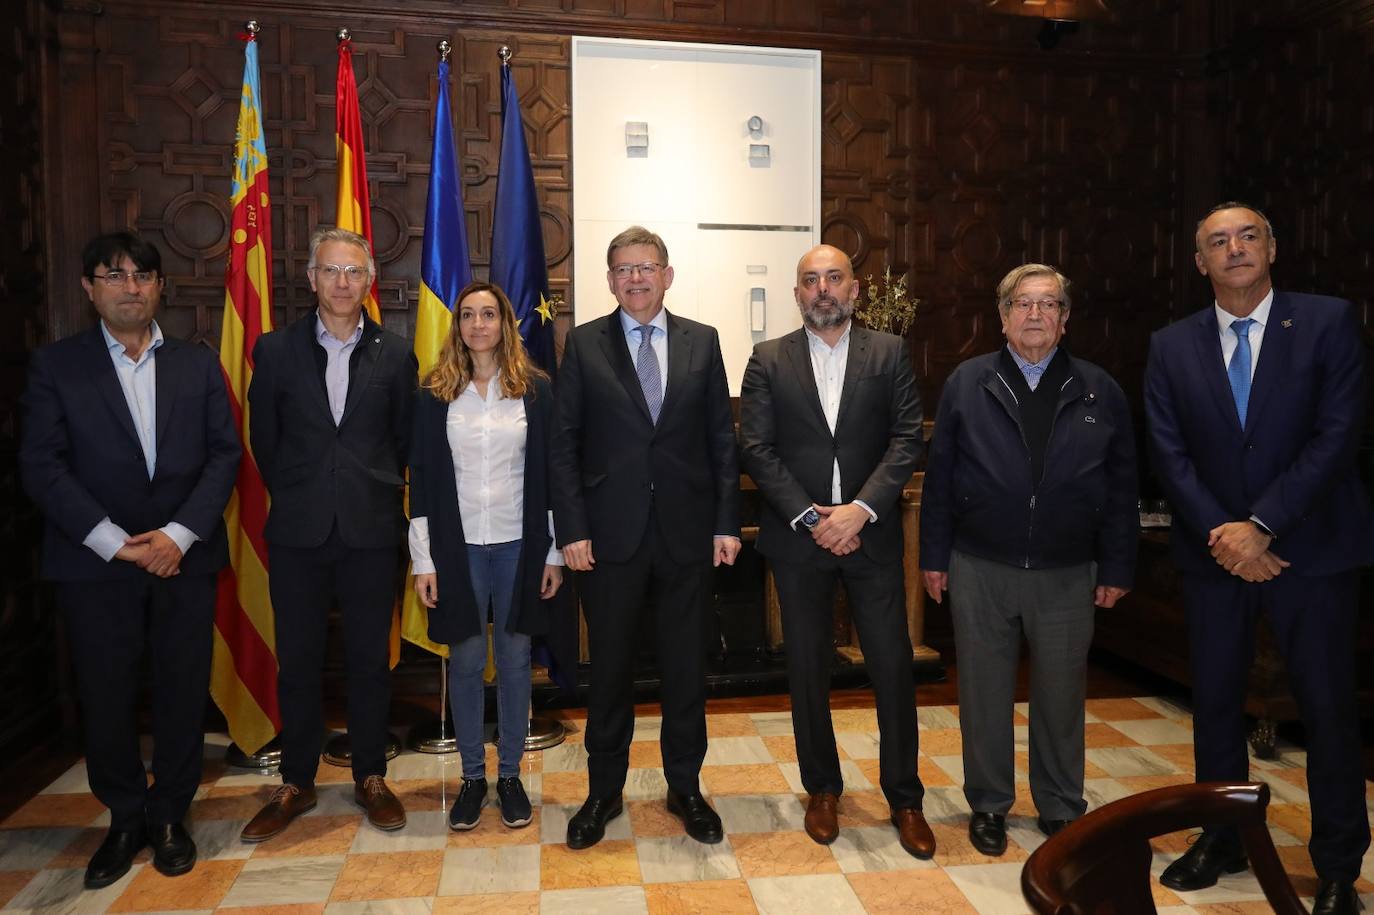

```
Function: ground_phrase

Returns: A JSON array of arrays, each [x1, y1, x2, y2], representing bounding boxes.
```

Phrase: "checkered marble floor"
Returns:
[[2, 696, 1372, 914]]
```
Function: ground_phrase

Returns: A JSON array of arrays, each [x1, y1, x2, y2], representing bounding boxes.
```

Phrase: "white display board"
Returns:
[[571, 37, 822, 393]]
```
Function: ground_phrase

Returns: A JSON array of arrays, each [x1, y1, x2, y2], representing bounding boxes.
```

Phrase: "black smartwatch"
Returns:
[[799, 507, 821, 531]]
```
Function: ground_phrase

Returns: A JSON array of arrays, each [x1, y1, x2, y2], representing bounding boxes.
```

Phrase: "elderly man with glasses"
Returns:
[[919, 263, 1138, 857], [241, 226, 417, 843], [20, 232, 240, 887]]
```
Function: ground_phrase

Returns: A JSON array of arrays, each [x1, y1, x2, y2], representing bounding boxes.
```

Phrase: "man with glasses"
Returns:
[[241, 226, 417, 842], [919, 263, 1137, 857], [551, 225, 740, 849], [20, 231, 240, 887], [740, 243, 932, 858]]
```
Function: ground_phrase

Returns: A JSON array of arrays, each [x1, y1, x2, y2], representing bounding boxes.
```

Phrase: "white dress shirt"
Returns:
[[408, 376, 563, 575], [620, 307, 668, 401], [789, 323, 877, 528], [1214, 288, 1273, 382], [82, 320, 200, 562]]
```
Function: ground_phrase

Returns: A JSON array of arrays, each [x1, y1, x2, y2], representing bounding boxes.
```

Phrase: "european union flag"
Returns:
[[490, 58, 555, 372]]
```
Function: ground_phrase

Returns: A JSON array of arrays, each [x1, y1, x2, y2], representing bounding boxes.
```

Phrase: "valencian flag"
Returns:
[[212, 27, 281, 754], [401, 52, 472, 657], [336, 32, 402, 666], [334, 33, 382, 323], [490, 52, 575, 690]]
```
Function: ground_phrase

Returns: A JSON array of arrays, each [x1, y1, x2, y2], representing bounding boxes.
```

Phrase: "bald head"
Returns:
[[794, 244, 858, 332]]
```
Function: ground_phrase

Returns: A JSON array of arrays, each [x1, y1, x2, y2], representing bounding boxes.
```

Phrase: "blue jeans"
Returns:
[[449, 541, 530, 779]]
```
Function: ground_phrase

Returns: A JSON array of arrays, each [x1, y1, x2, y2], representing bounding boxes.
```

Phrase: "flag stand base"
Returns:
[[226, 738, 282, 771], [406, 719, 458, 754], [323, 732, 402, 767], [494, 717, 565, 752]]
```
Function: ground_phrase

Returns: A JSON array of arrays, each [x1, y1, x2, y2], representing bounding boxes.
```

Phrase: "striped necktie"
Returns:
[[635, 324, 662, 424]]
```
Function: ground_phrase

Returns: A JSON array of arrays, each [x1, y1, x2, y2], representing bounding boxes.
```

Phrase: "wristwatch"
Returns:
[[799, 507, 821, 531]]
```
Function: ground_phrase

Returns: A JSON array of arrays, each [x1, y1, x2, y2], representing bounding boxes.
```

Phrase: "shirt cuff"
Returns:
[[544, 511, 565, 565], [83, 517, 131, 563], [853, 499, 877, 523], [160, 522, 200, 556], [408, 516, 435, 574], [1248, 514, 1276, 539]]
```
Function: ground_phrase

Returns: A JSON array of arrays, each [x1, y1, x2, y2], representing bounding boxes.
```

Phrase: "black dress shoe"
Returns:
[[1037, 817, 1073, 837], [85, 826, 146, 889], [566, 795, 623, 850], [968, 812, 1007, 856], [148, 822, 197, 877], [1312, 879, 1362, 915], [665, 789, 723, 844], [1159, 832, 1247, 891]]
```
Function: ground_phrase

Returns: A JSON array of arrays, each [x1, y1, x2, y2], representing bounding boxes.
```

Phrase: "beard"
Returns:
[[800, 294, 854, 330]]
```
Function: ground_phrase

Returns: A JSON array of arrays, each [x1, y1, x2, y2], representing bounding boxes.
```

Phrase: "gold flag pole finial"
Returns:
[[498, 45, 512, 65], [437, 40, 451, 63], [337, 27, 351, 42], [245, 20, 260, 36]]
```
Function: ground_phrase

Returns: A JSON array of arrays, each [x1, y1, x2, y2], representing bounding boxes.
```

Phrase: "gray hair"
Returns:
[[307, 226, 376, 277], [1194, 201, 1275, 252], [606, 225, 669, 268], [996, 263, 1071, 314]]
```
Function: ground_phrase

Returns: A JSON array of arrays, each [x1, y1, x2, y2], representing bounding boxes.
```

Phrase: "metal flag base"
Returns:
[[494, 721, 564, 752], [322, 731, 402, 767], [226, 737, 282, 771], [406, 718, 458, 754]]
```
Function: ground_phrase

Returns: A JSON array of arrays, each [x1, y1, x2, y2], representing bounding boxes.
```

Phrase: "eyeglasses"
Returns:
[[90, 270, 157, 286], [610, 262, 664, 280], [1008, 298, 1063, 313], [310, 263, 370, 284]]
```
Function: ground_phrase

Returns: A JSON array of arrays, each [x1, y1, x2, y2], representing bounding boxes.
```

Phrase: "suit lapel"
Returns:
[[290, 315, 333, 420], [834, 325, 870, 432], [1242, 291, 1291, 436], [598, 310, 654, 426], [153, 337, 180, 462], [339, 321, 382, 427], [659, 310, 691, 424], [86, 327, 144, 453], [783, 329, 830, 436], [1191, 310, 1241, 434]]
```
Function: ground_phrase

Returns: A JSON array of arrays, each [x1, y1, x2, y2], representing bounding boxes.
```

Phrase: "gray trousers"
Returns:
[[949, 549, 1096, 820]]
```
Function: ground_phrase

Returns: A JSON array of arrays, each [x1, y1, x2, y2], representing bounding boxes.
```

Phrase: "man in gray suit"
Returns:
[[739, 243, 932, 859]]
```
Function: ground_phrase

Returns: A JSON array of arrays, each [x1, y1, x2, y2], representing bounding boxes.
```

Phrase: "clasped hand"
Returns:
[[116, 529, 183, 578], [1208, 520, 1289, 581], [812, 503, 866, 557]]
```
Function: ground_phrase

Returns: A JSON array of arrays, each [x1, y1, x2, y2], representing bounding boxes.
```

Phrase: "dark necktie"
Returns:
[[636, 324, 662, 423], [1227, 318, 1255, 426]]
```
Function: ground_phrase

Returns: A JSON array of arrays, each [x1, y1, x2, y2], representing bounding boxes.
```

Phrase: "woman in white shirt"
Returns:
[[408, 282, 563, 831]]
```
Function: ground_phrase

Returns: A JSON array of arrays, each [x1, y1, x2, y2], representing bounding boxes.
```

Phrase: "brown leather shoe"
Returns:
[[240, 783, 317, 843], [804, 792, 840, 845], [891, 807, 936, 859], [355, 775, 406, 831]]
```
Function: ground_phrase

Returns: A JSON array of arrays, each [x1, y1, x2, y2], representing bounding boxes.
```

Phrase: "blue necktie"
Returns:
[[1227, 318, 1255, 427], [635, 324, 662, 424]]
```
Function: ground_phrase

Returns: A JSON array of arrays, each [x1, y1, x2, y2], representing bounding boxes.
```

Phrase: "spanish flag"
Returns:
[[401, 54, 472, 657], [334, 34, 381, 323], [336, 33, 402, 667], [212, 29, 281, 755]]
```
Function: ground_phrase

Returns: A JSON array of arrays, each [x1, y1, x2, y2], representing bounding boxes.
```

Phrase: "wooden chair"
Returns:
[[1020, 781, 1305, 914]]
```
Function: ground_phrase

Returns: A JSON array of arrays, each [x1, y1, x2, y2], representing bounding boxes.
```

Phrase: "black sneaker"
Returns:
[[449, 777, 487, 831], [496, 776, 532, 828]]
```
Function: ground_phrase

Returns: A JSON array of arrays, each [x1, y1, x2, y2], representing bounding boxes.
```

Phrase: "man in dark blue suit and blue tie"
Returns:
[[1145, 203, 1371, 914]]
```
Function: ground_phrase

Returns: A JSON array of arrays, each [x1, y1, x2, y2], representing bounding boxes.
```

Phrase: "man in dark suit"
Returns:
[[241, 227, 417, 842], [739, 243, 934, 859], [1146, 202, 1371, 914], [551, 225, 740, 849], [20, 231, 240, 888]]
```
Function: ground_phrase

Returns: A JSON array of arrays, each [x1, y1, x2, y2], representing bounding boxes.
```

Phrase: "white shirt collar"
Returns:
[[803, 321, 852, 353], [100, 319, 164, 360], [620, 306, 668, 338], [1214, 287, 1274, 336]]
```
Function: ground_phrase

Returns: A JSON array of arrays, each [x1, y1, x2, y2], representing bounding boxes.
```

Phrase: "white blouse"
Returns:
[[408, 377, 563, 575]]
